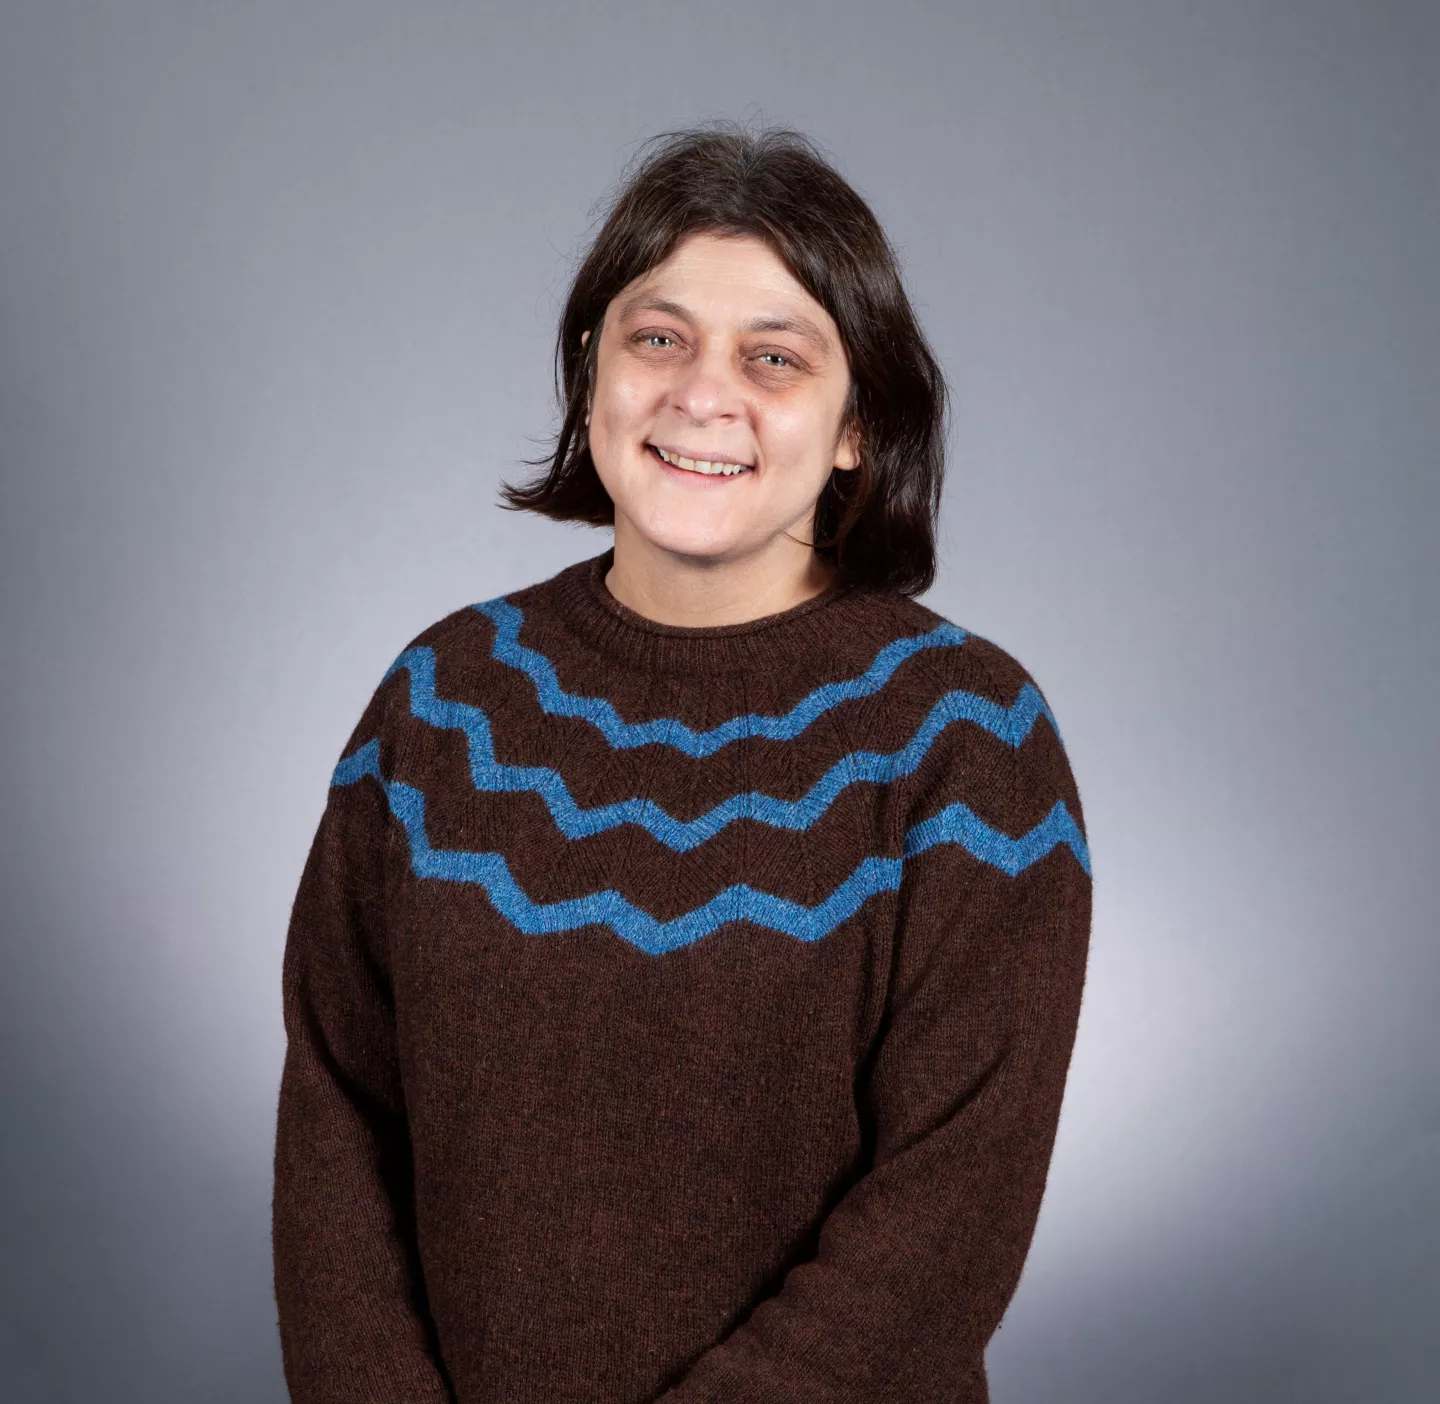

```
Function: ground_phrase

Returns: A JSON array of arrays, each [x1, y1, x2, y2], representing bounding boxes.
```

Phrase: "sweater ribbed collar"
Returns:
[[542, 544, 873, 678]]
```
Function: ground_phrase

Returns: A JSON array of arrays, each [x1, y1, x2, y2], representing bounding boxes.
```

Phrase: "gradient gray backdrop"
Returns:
[[2, 3, 1436, 1400]]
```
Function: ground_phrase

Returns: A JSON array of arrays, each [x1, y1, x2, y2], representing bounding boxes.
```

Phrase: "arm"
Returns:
[[271, 688, 455, 1403], [655, 669, 1093, 1403]]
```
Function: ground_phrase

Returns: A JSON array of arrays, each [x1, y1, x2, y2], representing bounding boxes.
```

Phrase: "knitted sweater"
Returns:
[[271, 544, 1092, 1404]]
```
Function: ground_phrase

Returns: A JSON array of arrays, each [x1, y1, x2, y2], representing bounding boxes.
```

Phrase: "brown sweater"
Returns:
[[271, 544, 1092, 1403]]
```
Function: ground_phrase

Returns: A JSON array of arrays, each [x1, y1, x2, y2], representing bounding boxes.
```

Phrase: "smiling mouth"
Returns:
[[648, 443, 754, 477]]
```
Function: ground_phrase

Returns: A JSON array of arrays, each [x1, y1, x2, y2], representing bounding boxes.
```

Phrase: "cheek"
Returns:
[[756, 400, 840, 467], [593, 362, 662, 433]]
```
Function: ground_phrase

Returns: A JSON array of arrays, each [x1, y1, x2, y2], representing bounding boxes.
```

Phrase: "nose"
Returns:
[[671, 338, 744, 424]]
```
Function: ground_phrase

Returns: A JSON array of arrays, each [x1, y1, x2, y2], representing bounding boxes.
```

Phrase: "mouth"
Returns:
[[647, 443, 754, 479]]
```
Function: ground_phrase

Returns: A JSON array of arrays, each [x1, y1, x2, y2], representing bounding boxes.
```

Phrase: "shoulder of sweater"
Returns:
[[339, 602, 491, 751], [881, 591, 1053, 716], [396, 598, 493, 656], [879, 594, 1083, 821]]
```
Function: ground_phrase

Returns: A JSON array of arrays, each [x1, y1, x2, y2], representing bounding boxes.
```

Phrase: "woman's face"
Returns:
[[584, 231, 859, 567]]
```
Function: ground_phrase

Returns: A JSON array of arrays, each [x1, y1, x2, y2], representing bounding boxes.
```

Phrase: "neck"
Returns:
[[603, 527, 838, 630]]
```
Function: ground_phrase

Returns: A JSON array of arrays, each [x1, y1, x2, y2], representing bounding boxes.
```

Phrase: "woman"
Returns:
[[272, 122, 1092, 1404]]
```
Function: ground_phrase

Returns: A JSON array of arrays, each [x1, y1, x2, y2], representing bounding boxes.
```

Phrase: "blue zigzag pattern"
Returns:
[[372, 645, 1057, 851], [331, 745, 1091, 956], [471, 598, 976, 754]]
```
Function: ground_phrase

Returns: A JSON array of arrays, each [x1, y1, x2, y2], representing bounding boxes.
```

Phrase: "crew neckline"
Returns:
[[586, 544, 850, 637], [542, 544, 869, 676]]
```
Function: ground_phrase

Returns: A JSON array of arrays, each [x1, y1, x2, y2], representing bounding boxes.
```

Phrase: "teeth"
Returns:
[[655, 446, 750, 476]]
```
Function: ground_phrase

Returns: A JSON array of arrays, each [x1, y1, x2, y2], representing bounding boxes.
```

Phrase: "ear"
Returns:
[[834, 419, 861, 472], [580, 329, 593, 423]]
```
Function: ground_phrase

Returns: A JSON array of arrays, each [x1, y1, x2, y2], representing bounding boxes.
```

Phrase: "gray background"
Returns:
[[1, 2, 1436, 1400]]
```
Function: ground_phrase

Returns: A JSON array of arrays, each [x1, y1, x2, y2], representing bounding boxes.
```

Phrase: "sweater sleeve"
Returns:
[[654, 662, 1093, 1403], [271, 684, 455, 1403]]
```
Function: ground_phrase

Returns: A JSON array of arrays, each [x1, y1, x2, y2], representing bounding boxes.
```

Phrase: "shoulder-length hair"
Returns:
[[498, 120, 948, 597]]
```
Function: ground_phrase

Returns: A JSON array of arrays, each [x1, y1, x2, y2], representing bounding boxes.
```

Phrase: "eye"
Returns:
[[642, 334, 676, 348], [757, 351, 791, 368]]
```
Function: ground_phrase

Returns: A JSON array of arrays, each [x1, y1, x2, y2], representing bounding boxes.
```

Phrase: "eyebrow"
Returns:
[[615, 295, 835, 351]]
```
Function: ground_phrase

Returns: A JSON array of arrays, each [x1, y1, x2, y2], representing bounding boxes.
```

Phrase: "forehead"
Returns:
[[612, 232, 839, 343]]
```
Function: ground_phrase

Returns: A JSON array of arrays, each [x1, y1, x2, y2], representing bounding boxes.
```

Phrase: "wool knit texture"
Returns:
[[271, 544, 1092, 1404]]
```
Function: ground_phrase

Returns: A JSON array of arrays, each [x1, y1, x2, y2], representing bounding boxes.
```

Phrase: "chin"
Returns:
[[623, 511, 754, 563]]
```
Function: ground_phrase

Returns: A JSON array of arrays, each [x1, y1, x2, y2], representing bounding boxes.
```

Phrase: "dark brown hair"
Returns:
[[497, 120, 948, 596]]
